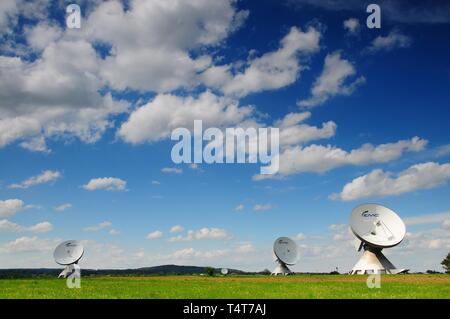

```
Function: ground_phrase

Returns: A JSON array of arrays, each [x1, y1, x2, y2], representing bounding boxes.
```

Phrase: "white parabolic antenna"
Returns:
[[53, 240, 84, 278], [349, 204, 408, 275], [221, 268, 229, 275], [271, 237, 299, 276]]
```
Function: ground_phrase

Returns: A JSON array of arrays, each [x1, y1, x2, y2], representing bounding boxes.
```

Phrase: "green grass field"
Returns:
[[0, 275, 449, 299]]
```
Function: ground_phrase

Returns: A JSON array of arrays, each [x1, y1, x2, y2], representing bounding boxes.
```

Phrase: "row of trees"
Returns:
[[441, 252, 450, 273], [204, 253, 450, 275]]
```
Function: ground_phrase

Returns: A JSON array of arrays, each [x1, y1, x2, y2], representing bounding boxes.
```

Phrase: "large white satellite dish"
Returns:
[[349, 204, 408, 275], [271, 237, 299, 276], [53, 240, 84, 278], [221, 268, 229, 275]]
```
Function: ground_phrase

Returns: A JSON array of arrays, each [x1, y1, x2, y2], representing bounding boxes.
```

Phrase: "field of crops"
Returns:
[[1, 274, 449, 299]]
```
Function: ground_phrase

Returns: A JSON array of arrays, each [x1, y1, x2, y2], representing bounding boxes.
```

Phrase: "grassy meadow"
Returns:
[[0, 274, 449, 299]]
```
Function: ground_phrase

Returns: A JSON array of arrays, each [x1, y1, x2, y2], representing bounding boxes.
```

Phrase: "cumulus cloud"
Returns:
[[404, 212, 450, 226], [0, 236, 58, 253], [276, 112, 337, 146], [332, 162, 450, 201], [236, 243, 255, 253], [0, 199, 29, 217], [82, 177, 127, 191], [25, 22, 62, 50], [83, 221, 112, 232], [368, 30, 412, 52], [436, 144, 450, 157], [19, 136, 50, 153], [1, 0, 246, 150], [235, 204, 244, 211], [118, 91, 254, 144], [295, 233, 307, 240], [109, 229, 120, 236], [85, 0, 247, 92], [442, 219, 450, 229], [54, 203, 72, 212], [298, 51, 365, 108], [0, 40, 128, 150], [0, 0, 51, 35], [26, 221, 53, 233], [255, 136, 427, 179], [0, 219, 23, 232], [169, 227, 231, 241], [403, 228, 450, 251], [202, 26, 321, 97], [8, 170, 61, 189], [161, 167, 183, 174], [170, 225, 184, 233], [343, 18, 360, 34], [147, 230, 163, 240], [168, 247, 229, 260]]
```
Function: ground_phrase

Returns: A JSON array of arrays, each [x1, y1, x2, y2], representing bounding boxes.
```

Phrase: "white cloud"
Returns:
[[0, 0, 250, 151], [343, 18, 360, 34], [54, 203, 72, 212], [298, 51, 365, 108], [295, 233, 307, 241], [235, 204, 244, 211], [83, 221, 112, 232], [86, 0, 246, 92], [168, 247, 229, 260], [19, 136, 50, 153], [0, 40, 128, 150], [169, 227, 231, 241], [402, 228, 450, 251], [276, 112, 337, 146], [118, 91, 254, 144], [82, 177, 127, 191], [147, 230, 163, 240], [170, 225, 184, 233], [442, 219, 450, 229], [8, 170, 61, 189], [161, 167, 183, 174], [332, 162, 450, 201], [368, 30, 412, 52], [27, 221, 53, 233], [436, 144, 450, 157], [404, 212, 450, 226], [151, 180, 161, 185], [236, 243, 255, 253], [0, 199, 27, 218], [0, 0, 51, 36], [253, 204, 273, 211], [202, 26, 321, 97], [0, 219, 23, 232], [256, 136, 427, 179], [25, 22, 62, 50], [0, 236, 58, 253], [109, 229, 120, 236]]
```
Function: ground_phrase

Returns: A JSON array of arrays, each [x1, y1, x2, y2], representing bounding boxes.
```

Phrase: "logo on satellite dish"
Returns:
[[278, 239, 289, 244], [361, 210, 379, 218]]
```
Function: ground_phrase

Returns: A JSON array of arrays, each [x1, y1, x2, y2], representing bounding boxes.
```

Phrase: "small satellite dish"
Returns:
[[349, 204, 408, 275], [271, 237, 299, 276], [53, 240, 84, 278], [221, 268, 229, 275]]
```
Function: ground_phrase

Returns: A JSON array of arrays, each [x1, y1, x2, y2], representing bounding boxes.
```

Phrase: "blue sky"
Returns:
[[1, 0, 450, 272]]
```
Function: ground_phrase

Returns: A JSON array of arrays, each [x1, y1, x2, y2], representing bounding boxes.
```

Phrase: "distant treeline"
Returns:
[[0, 265, 249, 279], [1, 264, 441, 279]]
